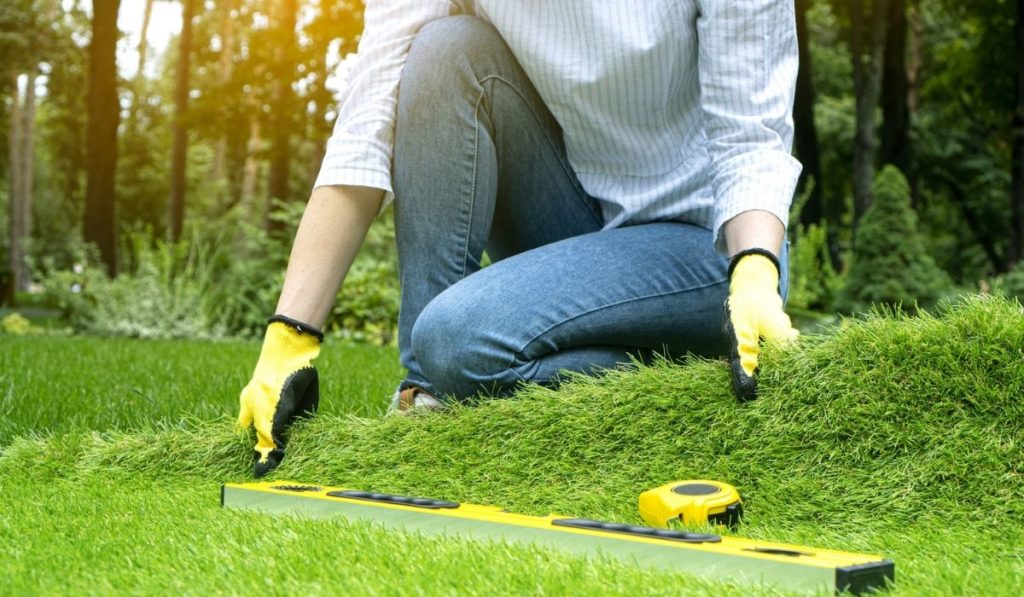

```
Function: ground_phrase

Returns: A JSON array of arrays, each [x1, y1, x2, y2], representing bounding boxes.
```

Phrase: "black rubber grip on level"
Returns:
[[326, 490, 460, 510], [742, 546, 813, 557], [551, 518, 721, 543], [273, 485, 323, 492]]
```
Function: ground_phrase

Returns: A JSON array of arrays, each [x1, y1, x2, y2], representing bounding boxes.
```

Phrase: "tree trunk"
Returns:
[[7, 72, 21, 303], [168, 0, 195, 243], [937, 171, 1004, 272], [266, 0, 298, 232], [16, 73, 36, 292], [8, 72, 37, 294], [849, 0, 891, 225], [211, 0, 236, 185], [84, 0, 121, 276], [240, 114, 262, 214], [309, 61, 330, 188], [906, 0, 924, 113], [793, 0, 825, 229], [1010, 0, 1024, 267], [126, 0, 154, 168], [880, 0, 913, 196], [137, 0, 154, 76], [8, 72, 22, 290]]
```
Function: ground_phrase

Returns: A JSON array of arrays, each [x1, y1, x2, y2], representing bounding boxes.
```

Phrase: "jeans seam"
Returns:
[[476, 74, 603, 228], [506, 276, 729, 372], [463, 90, 483, 279]]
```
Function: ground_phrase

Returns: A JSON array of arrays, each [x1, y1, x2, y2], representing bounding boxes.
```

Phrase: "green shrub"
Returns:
[[331, 259, 400, 345], [40, 231, 221, 339], [36, 243, 111, 331], [787, 221, 842, 312], [327, 210, 400, 345], [992, 261, 1024, 302], [0, 313, 43, 336], [839, 166, 952, 313], [198, 204, 295, 338], [36, 202, 401, 343]]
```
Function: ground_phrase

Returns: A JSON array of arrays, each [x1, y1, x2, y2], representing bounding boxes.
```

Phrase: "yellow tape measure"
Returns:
[[639, 480, 743, 528]]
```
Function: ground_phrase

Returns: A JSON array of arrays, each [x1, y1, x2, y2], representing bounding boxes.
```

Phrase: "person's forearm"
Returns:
[[723, 210, 785, 259], [274, 185, 384, 329]]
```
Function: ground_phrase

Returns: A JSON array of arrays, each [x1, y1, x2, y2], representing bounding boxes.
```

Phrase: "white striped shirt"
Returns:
[[314, 0, 802, 253]]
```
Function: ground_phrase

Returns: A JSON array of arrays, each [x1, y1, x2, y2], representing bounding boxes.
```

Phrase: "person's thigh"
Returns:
[[392, 16, 605, 393], [412, 222, 787, 399], [393, 15, 603, 273]]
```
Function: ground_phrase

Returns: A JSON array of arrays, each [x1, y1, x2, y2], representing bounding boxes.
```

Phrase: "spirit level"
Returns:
[[221, 482, 894, 594]]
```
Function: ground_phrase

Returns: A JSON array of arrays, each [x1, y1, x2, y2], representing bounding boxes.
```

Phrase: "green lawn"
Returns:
[[0, 335, 401, 440], [2, 296, 1023, 594]]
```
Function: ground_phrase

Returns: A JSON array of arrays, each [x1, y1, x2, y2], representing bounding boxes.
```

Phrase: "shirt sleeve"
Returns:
[[313, 0, 457, 214], [696, 0, 803, 254]]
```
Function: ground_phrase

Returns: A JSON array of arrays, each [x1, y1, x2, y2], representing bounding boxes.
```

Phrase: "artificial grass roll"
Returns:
[[3, 296, 1020, 534]]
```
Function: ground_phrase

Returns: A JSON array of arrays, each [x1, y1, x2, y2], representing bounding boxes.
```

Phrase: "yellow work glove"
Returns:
[[724, 250, 798, 401], [237, 315, 322, 477]]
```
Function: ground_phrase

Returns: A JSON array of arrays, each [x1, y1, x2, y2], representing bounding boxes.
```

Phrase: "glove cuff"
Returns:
[[267, 314, 324, 342], [727, 248, 780, 281]]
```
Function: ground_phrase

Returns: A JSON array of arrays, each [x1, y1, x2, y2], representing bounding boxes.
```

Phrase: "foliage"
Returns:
[[37, 225, 256, 339], [198, 200, 399, 343], [992, 261, 1024, 303], [28, 4, 90, 271], [0, 312, 42, 335], [787, 179, 844, 313], [330, 259, 399, 345], [117, 74, 174, 235], [34, 200, 400, 342], [34, 240, 109, 330], [38, 231, 220, 339], [787, 220, 842, 312], [328, 209, 399, 345], [1, 296, 1023, 593], [840, 166, 952, 312], [911, 0, 1019, 277], [0, 0, 61, 75], [197, 202, 297, 338]]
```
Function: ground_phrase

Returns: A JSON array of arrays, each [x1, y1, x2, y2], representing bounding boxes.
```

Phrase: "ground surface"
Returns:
[[1, 296, 1022, 594]]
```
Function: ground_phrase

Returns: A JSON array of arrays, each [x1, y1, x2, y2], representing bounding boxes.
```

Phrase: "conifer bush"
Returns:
[[840, 166, 952, 312], [787, 221, 841, 312]]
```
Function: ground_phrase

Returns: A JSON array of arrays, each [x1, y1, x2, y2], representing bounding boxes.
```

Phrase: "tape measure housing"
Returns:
[[639, 480, 743, 528]]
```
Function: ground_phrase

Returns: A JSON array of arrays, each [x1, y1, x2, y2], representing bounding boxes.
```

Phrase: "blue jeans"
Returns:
[[392, 16, 788, 400]]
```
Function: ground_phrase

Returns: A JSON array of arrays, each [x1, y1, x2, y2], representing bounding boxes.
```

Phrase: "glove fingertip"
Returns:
[[724, 303, 758, 401], [254, 449, 285, 478], [236, 403, 253, 431], [730, 356, 758, 402]]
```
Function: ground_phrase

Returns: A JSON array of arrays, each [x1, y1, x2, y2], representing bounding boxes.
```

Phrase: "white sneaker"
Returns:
[[386, 386, 445, 416]]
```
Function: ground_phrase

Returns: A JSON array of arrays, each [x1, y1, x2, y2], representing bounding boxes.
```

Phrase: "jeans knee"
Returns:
[[402, 16, 504, 100], [410, 16, 502, 67], [410, 290, 510, 398]]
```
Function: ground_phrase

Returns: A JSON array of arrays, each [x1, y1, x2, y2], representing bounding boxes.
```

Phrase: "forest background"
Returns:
[[1, 0, 1023, 341]]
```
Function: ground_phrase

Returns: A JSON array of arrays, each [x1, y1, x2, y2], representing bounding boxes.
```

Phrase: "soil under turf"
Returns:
[[1, 296, 1022, 594]]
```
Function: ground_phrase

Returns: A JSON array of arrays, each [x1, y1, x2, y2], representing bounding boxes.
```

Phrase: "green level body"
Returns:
[[222, 482, 894, 594]]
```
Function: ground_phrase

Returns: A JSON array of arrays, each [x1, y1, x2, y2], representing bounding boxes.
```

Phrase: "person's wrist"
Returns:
[[267, 314, 324, 342], [728, 248, 780, 281], [729, 250, 781, 295]]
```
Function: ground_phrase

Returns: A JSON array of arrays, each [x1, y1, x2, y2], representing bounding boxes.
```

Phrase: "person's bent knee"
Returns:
[[402, 16, 505, 97], [409, 16, 503, 67], [410, 293, 513, 399]]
